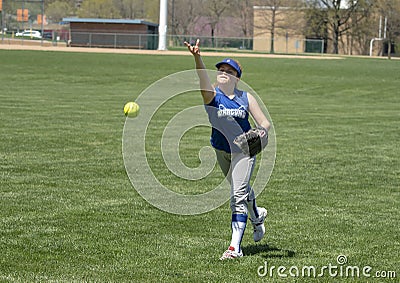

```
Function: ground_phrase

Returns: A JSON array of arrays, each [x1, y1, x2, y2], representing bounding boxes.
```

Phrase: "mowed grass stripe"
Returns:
[[0, 50, 399, 282]]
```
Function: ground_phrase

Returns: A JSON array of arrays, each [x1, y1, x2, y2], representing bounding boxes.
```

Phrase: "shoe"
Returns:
[[219, 246, 243, 260], [251, 207, 267, 242]]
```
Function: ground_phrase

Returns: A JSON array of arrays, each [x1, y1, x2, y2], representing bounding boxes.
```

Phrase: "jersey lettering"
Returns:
[[217, 104, 247, 119]]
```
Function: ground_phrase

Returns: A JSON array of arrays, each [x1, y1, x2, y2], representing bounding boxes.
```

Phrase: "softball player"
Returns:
[[184, 39, 271, 260]]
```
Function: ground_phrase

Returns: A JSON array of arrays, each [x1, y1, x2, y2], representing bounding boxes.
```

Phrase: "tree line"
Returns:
[[53, 0, 400, 54], [4, 0, 399, 55]]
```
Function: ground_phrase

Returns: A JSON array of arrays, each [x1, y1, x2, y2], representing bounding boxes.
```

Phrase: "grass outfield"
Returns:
[[0, 50, 399, 282]]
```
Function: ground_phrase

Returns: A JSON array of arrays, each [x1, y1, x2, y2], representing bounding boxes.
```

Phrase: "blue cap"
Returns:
[[215, 58, 242, 78]]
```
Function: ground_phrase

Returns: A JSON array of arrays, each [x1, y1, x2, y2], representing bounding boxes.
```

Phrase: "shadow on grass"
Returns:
[[242, 243, 295, 258]]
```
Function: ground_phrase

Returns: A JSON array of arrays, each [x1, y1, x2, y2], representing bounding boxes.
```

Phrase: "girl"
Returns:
[[184, 39, 271, 260]]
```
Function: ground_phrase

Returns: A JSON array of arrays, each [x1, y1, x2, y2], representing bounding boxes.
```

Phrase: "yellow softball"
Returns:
[[124, 102, 140, 118]]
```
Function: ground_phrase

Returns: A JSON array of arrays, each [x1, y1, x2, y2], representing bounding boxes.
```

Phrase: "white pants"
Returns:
[[215, 149, 257, 215]]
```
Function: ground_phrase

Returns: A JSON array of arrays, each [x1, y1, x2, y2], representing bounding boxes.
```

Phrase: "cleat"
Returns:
[[251, 207, 267, 242], [220, 246, 243, 260]]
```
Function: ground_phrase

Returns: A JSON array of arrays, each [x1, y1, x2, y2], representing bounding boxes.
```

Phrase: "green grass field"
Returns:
[[1, 50, 399, 282]]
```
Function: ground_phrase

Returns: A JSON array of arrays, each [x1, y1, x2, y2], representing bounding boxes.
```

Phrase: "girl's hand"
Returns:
[[184, 39, 200, 56]]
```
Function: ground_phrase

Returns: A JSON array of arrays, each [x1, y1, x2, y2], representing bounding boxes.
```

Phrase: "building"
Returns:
[[62, 18, 158, 49], [253, 5, 383, 55], [253, 6, 306, 54]]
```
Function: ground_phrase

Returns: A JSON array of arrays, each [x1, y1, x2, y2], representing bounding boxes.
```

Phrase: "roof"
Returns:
[[62, 18, 158, 27]]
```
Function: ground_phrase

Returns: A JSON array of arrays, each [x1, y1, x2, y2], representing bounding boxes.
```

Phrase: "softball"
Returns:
[[124, 102, 140, 118]]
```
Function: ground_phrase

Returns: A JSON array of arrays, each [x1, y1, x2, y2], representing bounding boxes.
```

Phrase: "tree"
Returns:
[[226, 0, 255, 49], [203, 0, 230, 47], [229, 0, 255, 37], [375, 0, 400, 58], [114, 0, 136, 19], [77, 0, 121, 18], [169, 0, 201, 36], [306, 0, 372, 54], [109, 0, 157, 22], [46, 1, 74, 23], [143, 0, 159, 23], [255, 0, 304, 53], [344, 8, 375, 55]]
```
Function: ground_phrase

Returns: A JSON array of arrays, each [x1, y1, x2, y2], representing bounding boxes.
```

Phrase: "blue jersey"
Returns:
[[205, 87, 251, 153]]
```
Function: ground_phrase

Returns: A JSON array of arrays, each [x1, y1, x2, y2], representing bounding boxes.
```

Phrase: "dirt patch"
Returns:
[[4, 40, 397, 60], [0, 41, 347, 60]]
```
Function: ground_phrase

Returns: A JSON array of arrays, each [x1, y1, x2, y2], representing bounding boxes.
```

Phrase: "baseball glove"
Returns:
[[233, 126, 269, 157]]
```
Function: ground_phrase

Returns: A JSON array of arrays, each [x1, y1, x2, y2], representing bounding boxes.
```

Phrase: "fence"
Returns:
[[67, 33, 252, 51], [252, 37, 325, 54], [169, 35, 254, 50], [0, 29, 68, 46], [1, 30, 326, 54], [69, 32, 158, 50], [168, 35, 325, 54]]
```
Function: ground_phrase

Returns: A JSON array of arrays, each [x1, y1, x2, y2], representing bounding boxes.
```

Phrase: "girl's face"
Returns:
[[217, 64, 239, 86]]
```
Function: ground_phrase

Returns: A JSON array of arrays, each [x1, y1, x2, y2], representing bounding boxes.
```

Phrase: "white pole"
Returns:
[[384, 16, 387, 39], [158, 0, 168, 50], [379, 16, 382, 38], [370, 38, 383, 56], [370, 38, 376, 56], [321, 39, 324, 54]]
